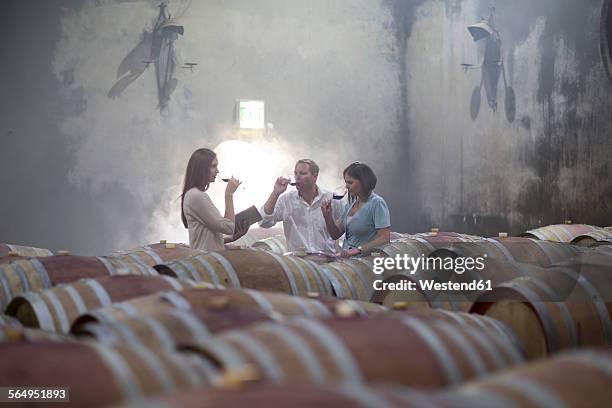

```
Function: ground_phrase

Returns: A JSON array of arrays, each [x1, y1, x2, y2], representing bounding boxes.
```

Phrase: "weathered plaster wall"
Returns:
[[402, 0, 612, 235]]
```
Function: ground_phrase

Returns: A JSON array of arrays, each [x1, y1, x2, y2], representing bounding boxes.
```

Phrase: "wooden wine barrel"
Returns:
[[377, 309, 524, 356], [318, 259, 377, 301], [74, 307, 274, 350], [522, 224, 612, 246], [233, 227, 284, 247], [408, 231, 484, 246], [251, 236, 288, 254], [471, 262, 612, 359], [155, 249, 333, 297], [116, 383, 461, 408], [0, 244, 53, 258], [182, 316, 524, 388], [6, 275, 196, 333], [377, 239, 433, 259], [452, 348, 612, 407], [0, 254, 158, 309], [0, 341, 215, 407], [109, 242, 205, 267]]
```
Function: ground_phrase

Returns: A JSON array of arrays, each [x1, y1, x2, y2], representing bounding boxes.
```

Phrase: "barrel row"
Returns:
[[0, 341, 216, 407], [181, 315, 524, 388], [108, 242, 206, 266], [522, 223, 612, 246], [5, 275, 197, 333], [118, 348, 612, 408], [155, 249, 334, 297], [71, 288, 387, 349], [429, 237, 584, 268], [0, 254, 159, 309]]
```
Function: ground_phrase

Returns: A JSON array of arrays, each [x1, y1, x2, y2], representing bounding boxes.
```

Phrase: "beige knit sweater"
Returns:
[[183, 188, 235, 251]]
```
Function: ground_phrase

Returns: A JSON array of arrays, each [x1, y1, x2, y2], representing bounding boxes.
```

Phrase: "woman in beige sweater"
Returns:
[[180, 148, 247, 251]]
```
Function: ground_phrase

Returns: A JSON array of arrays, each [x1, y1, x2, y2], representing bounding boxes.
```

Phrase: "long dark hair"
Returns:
[[343, 162, 377, 202], [181, 148, 216, 228]]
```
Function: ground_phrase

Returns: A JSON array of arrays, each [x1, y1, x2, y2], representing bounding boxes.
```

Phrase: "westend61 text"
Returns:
[[372, 254, 486, 275], [373, 279, 493, 292]]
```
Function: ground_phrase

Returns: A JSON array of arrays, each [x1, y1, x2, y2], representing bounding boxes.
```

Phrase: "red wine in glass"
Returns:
[[332, 185, 346, 200]]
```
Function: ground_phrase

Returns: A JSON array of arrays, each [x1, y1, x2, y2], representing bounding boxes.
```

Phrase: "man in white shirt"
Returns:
[[259, 159, 344, 254]]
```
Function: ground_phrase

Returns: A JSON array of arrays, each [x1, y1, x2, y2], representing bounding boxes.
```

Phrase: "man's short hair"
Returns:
[[295, 159, 319, 177]]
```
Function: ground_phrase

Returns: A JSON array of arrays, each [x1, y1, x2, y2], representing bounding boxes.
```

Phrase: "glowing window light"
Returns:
[[237, 100, 265, 129]]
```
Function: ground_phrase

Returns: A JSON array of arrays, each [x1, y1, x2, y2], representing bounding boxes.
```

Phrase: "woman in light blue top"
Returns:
[[322, 162, 391, 257]]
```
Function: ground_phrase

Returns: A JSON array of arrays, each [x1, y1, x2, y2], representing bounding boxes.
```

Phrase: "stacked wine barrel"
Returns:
[[1, 223, 610, 407]]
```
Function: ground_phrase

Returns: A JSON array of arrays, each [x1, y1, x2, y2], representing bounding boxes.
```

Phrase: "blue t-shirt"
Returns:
[[341, 192, 391, 249]]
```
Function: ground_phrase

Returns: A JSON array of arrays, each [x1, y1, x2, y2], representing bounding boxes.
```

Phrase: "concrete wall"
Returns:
[[401, 0, 612, 235], [0, 0, 610, 254]]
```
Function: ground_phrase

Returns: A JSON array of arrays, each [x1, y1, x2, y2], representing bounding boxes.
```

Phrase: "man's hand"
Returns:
[[321, 199, 333, 219], [273, 177, 290, 196]]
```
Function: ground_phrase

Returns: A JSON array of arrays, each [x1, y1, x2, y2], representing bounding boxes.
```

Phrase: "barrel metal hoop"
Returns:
[[257, 322, 327, 384], [20, 291, 55, 331], [556, 268, 612, 344], [283, 256, 314, 293], [130, 346, 176, 392], [302, 259, 333, 296], [42, 290, 71, 333], [82, 279, 113, 307], [207, 253, 241, 288], [266, 252, 299, 295], [318, 266, 347, 299], [175, 259, 202, 281], [327, 264, 359, 300], [224, 331, 284, 381], [292, 317, 363, 383], [96, 256, 118, 275], [29, 259, 52, 288], [399, 317, 463, 385], [435, 322, 488, 376], [11, 263, 31, 293], [63, 285, 88, 315], [499, 280, 563, 351], [89, 343, 142, 400], [166, 309, 211, 340], [136, 315, 177, 350], [160, 275, 185, 292], [243, 289, 275, 314]]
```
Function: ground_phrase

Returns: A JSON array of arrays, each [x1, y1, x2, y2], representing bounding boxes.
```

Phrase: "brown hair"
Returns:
[[181, 148, 216, 228], [295, 159, 319, 177], [343, 162, 377, 200]]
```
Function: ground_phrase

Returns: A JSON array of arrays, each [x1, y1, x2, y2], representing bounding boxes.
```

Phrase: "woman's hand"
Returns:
[[225, 177, 241, 196], [321, 199, 333, 219], [340, 247, 361, 258], [233, 219, 250, 240], [224, 219, 250, 244]]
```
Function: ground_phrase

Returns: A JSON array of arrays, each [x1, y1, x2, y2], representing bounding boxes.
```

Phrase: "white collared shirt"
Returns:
[[259, 187, 344, 253]]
